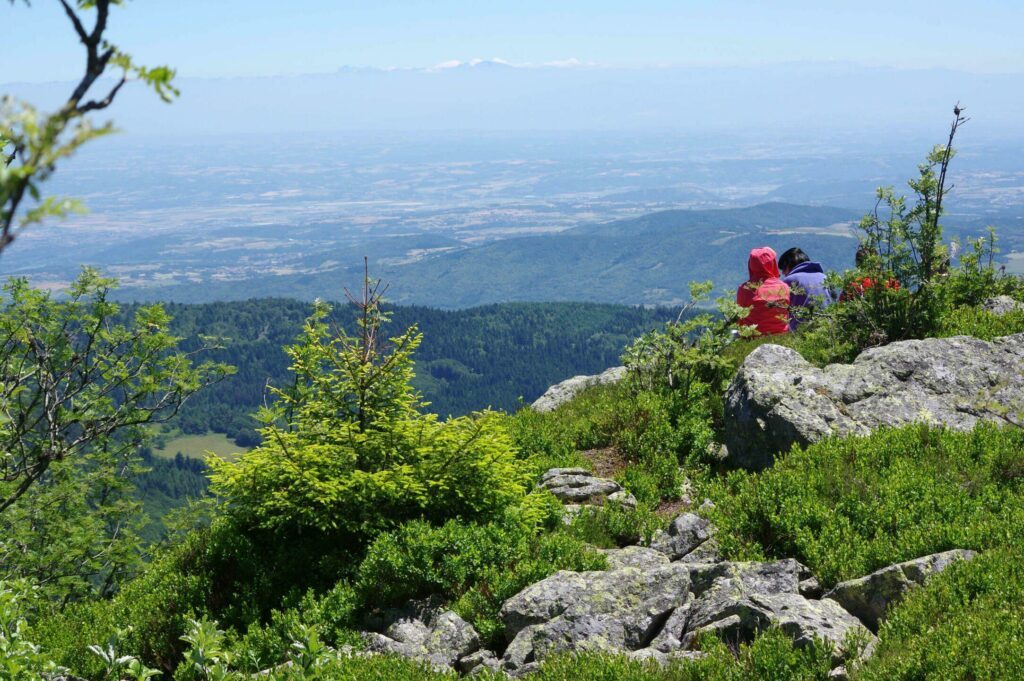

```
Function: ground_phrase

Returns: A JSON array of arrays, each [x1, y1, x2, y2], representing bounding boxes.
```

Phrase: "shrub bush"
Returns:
[[30, 528, 217, 678], [937, 305, 1024, 340], [705, 424, 1024, 586], [506, 383, 623, 474], [857, 546, 1024, 680], [565, 502, 663, 548], [354, 513, 606, 648], [209, 301, 532, 546]]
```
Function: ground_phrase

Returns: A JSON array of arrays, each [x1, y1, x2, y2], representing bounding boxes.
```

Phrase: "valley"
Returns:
[[6, 133, 1023, 307]]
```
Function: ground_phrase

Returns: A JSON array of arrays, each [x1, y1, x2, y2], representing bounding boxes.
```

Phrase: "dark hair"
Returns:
[[855, 245, 877, 267], [778, 247, 809, 272]]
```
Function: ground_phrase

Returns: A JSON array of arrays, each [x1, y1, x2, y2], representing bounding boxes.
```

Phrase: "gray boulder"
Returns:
[[496, 555, 868, 673], [823, 549, 976, 631], [724, 334, 1024, 469], [532, 366, 627, 412], [499, 563, 692, 670], [684, 560, 872, 664], [459, 649, 502, 675], [362, 609, 480, 670], [539, 468, 637, 508], [600, 545, 671, 570], [650, 513, 715, 561], [983, 295, 1024, 315]]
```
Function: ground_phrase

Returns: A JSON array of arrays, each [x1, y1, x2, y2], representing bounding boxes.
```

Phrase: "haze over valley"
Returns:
[[4, 125, 1024, 307]]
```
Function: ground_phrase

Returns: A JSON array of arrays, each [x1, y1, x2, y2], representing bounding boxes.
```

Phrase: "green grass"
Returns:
[[153, 432, 248, 462]]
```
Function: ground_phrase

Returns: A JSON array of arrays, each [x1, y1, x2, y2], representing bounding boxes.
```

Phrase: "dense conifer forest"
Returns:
[[159, 299, 678, 440]]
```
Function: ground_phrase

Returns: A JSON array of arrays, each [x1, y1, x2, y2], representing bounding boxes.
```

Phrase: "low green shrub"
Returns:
[[510, 379, 712, 504], [508, 381, 632, 463], [565, 502, 663, 548], [30, 528, 218, 678], [209, 301, 533, 547], [856, 546, 1024, 680], [705, 424, 1024, 586], [937, 305, 1024, 340], [526, 628, 832, 680], [354, 514, 606, 648], [229, 582, 363, 673]]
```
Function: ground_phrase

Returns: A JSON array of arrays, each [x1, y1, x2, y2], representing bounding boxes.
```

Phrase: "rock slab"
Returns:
[[500, 563, 692, 671], [823, 549, 976, 631], [532, 366, 626, 412], [650, 512, 715, 561], [362, 609, 480, 670], [724, 334, 1024, 469], [539, 468, 638, 510], [498, 556, 873, 673]]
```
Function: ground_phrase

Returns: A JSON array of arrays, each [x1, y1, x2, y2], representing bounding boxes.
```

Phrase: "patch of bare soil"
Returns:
[[580, 446, 629, 478], [655, 498, 690, 519]]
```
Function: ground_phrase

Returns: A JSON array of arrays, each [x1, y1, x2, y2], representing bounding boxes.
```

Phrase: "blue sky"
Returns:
[[5, 0, 1024, 81]]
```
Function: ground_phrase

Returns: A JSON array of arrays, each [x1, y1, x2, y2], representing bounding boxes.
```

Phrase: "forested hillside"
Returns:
[[159, 299, 677, 442]]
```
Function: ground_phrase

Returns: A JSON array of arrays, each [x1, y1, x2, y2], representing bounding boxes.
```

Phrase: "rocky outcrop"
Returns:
[[983, 295, 1024, 315], [362, 608, 481, 671], [823, 549, 976, 631], [600, 545, 671, 570], [681, 560, 869, 665], [539, 468, 637, 511], [499, 563, 693, 672], [724, 334, 1024, 470], [531, 366, 626, 412], [497, 554, 873, 674], [356, 505, 975, 677]]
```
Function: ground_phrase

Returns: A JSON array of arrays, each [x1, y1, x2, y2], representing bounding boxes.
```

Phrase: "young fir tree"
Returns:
[[209, 266, 530, 543]]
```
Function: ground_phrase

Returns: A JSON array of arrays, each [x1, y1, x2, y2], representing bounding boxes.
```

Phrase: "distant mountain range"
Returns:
[[121, 202, 864, 308]]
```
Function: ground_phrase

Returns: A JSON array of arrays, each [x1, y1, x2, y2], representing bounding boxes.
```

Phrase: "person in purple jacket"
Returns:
[[778, 247, 833, 330]]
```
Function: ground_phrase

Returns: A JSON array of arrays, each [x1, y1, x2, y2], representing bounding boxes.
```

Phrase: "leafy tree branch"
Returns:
[[1, 0, 178, 255]]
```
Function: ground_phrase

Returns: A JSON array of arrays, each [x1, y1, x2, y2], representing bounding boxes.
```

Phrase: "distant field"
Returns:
[[153, 433, 248, 462]]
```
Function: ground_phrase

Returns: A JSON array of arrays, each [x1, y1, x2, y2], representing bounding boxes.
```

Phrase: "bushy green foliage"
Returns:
[[625, 282, 750, 403], [942, 228, 1024, 308], [0, 581, 70, 680], [565, 502, 663, 548], [209, 299, 531, 543], [509, 380, 633, 463], [29, 527, 218, 678], [788, 115, 1024, 364], [229, 582, 362, 674], [355, 510, 605, 648], [706, 424, 1024, 585], [508, 378, 709, 503], [857, 547, 1024, 680], [524, 628, 833, 680], [937, 305, 1024, 340], [0, 269, 229, 603]]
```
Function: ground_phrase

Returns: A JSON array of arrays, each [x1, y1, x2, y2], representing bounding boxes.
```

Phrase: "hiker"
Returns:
[[736, 246, 790, 335], [842, 245, 901, 300], [778, 247, 833, 330]]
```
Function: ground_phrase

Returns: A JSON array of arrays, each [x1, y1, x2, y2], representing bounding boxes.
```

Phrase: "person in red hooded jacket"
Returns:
[[736, 246, 790, 335]]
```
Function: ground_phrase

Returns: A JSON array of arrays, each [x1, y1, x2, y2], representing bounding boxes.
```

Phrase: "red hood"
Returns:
[[747, 247, 780, 280]]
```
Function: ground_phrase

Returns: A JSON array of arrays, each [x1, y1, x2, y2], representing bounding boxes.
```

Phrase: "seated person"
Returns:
[[778, 247, 833, 330], [736, 246, 790, 335]]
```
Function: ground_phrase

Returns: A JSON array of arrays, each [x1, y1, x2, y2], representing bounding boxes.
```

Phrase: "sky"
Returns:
[[5, 0, 1024, 82]]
